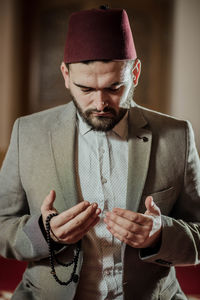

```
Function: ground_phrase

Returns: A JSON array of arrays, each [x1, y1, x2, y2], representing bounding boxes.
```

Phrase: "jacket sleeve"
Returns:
[[0, 119, 61, 261], [140, 121, 200, 267]]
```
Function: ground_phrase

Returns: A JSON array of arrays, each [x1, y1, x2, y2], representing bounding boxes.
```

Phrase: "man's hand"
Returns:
[[41, 190, 101, 244], [104, 196, 162, 249]]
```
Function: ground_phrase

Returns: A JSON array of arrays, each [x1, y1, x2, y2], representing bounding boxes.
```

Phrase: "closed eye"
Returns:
[[81, 88, 94, 93], [106, 86, 121, 92]]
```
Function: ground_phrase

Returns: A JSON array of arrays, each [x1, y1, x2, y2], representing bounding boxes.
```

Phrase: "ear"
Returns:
[[132, 59, 141, 87], [60, 62, 70, 89]]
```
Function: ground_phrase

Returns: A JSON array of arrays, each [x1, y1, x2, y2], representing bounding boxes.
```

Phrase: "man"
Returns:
[[0, 6, 200, 300]]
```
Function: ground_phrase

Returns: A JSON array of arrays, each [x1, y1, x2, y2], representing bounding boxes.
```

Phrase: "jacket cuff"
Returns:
[[23, 214, 50, 258], [140, 235, 162, 258], [139, 215, 173, 267]]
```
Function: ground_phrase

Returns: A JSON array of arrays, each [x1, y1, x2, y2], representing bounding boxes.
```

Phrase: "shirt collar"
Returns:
[[77, 113, 93, 135], [77, 111, 129, 140]]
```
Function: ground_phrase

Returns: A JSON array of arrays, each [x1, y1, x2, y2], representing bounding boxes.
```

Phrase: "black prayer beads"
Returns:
[[45, 213, 80, 286]]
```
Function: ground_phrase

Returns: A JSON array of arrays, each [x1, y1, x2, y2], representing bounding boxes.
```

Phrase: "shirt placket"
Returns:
[[97, 133, 118, 299]]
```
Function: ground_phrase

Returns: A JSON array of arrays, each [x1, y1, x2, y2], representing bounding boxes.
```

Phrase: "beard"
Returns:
[[74, 100, 127, 132], [69, 86, 134, 132]]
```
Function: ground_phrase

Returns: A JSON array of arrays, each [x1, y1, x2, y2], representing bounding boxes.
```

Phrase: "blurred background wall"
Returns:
[[0, 0, 200, 295], [171, 0, 200, 149]]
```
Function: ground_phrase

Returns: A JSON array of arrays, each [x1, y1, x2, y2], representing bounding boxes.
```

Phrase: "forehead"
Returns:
[[69, 61, 131, 86]]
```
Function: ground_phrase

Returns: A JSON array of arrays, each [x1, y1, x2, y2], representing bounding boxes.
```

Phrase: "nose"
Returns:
[[95, 90, 108, 111]]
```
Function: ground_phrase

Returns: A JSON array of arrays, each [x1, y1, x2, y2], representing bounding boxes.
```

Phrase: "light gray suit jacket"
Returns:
[[0, 102, 200, 300]]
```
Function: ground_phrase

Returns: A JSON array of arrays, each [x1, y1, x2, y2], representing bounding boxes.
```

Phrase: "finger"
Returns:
[[112, 208, 151, 225], [54, 204, 100, 238], [41, 190, 56, 214], [65, 216, 100, 244], [53, 201, 91, 226], [144, 196, 161, 216], [104, 217, 137, 240], [104, 212, 148, 234], [104, 216, 149, 242], [66, 208, 100, 238], [106, 225, 142, 248], [64, 204, 100, 231]]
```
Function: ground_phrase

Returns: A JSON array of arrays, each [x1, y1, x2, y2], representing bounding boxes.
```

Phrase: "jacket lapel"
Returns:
[[49, 102, 79, 210], [126, 106, 152, 212], [48, 103, 152, 213]]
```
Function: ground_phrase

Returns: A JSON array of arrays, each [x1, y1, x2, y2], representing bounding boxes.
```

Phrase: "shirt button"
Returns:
[[100, 148, 105, 154], [104, 269, 111, 276], [101, 177, 107, 184]]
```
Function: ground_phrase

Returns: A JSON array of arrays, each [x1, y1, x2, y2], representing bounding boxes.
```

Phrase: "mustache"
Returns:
[[85, 106, 117, 116]]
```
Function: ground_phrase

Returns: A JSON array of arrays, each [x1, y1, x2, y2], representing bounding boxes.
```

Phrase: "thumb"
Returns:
[[144, 196, 160, 216], [41, 190, 57, 215]]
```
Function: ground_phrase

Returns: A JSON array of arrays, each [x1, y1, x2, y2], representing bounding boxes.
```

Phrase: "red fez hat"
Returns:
[[64, 7, 137, 63]]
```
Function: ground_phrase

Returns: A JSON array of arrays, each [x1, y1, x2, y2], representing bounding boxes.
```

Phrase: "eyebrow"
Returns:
[[73, 82, 123, 89]]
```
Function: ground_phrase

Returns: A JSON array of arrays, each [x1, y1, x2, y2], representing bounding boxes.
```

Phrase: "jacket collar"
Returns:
[[49, 102, 78, 210]]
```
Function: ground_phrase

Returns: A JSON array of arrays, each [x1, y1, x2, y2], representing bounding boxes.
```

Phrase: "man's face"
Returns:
[[62, 61, 134, 131]]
